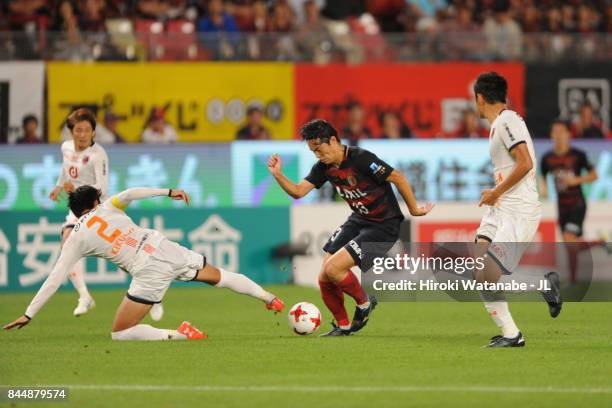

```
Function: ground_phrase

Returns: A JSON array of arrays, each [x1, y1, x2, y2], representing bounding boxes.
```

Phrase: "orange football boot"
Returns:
[[265, 297, 285, 313], [177, 321, 207, 340]]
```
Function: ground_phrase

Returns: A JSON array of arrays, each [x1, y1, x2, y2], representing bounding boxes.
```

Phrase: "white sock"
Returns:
[[69, 258, 91, 300], [480, 291, 520, 338], [111, 324, 186, 341], [215, 269, 275, 303]]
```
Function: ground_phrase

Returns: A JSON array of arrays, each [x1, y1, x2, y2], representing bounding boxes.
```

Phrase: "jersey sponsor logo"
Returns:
[[68, 166, 78, 178], [335, 186, 367, 200]]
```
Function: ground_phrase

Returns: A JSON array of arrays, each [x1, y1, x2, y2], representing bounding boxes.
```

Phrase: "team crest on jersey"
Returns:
[[83, 156, 90, 165], [347, 176, 357, 187]]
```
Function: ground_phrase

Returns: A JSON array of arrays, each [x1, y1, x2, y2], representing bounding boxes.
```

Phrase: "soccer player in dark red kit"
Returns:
[[268, 119, 433, 336], [540, 119, 601, 282]]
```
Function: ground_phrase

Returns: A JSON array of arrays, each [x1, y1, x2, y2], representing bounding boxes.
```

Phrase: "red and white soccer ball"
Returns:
[[288, 302, 321, 335]]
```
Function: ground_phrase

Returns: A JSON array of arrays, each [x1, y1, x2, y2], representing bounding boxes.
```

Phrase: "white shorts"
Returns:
[[476, 206, 541, 274], [127, 238, 206, 304]]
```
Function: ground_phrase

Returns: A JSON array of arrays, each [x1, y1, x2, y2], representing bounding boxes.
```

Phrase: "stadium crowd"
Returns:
[[1, 0, 611, 61], [9, 98, 609, 144]]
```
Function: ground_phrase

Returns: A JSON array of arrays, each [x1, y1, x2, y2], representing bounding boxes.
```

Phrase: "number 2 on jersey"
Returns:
[[86, 216, 121, 243]]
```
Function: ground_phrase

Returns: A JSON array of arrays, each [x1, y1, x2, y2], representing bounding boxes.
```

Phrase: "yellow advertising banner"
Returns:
[[47, 62, 295, 142]]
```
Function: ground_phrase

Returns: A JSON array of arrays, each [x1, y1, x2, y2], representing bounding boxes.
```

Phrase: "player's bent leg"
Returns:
[[322, 248, 377, 334], [193, 263, 283, 312], [318, 253, 351, 336], [474, 237, 523, 347], [62, 227, 94, 316], [111, 296, 199, 341]]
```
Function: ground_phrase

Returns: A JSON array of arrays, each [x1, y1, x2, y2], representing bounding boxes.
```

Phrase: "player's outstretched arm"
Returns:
[[112, 187, 190, 209], [267, 154, 315, 199], [480, 143, 533, 207], [387, 170, 434, 216], [4, 242, 81, 331]]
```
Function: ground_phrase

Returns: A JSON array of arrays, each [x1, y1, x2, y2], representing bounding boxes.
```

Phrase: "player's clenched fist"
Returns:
[[168, 189, 190, 205], [267, 154, 282, 176]]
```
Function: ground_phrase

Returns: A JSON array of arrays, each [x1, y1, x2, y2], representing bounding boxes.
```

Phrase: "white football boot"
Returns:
[[73, 297, 96, 316]]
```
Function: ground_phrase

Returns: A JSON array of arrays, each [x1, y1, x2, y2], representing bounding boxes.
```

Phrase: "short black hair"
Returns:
[[22, 114, 38, 128], [69, 185, 102, 218], [299, 119, 338, 143], [474, 72, 507, 104], [67, 108, 97, 131], [551, 118, 571, 132]]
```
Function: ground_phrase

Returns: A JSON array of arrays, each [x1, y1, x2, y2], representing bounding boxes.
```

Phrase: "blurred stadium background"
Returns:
[[0, 0, 611, 293]]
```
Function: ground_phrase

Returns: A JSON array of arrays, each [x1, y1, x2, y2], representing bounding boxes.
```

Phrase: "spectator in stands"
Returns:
[[544, 6, 562, 32], [520, 3, 540, 33], [236, 106, 271, 140], [142, 108, 178, 143], [442, 4, 485, 59], [407, 0, 447, 29], [197, 0, 239, 58], [95, 112, 127, 144], [241, 0, 268, 33], [6, 0, 50, 59], [341, 102, 372, 145], [16, 114, 42, 144], [560, 4, 576, 32], [296, 0, 332, 63], [51, 0, 93, 60], [449, 109, 488, 138], [79, 0, 108, 32], [379, 111, 411, 139], [605, 4, 612, 33], [483, 0, 523, 60], [197, 0, 239, 32], [289, 0, 325, 26], [573, 102, 605, 139], [267, 2, 298, 60], [137, 0, 184, 21]]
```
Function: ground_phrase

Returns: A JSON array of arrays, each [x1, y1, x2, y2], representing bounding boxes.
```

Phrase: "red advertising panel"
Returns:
[[295, 63, 525, 138], [416, 220, 557, 267]]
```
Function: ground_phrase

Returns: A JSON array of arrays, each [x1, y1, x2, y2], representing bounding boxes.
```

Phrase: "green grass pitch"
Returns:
[[1, 285, 611, 408]]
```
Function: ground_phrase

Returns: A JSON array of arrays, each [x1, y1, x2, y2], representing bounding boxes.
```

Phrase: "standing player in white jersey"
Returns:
[[473, 72, 562, 347], [4, 185, 285, 340], [49, 108, 108, 317]]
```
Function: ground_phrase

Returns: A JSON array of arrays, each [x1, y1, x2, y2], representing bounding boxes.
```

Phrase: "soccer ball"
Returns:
[[288, 302, 321, 335]]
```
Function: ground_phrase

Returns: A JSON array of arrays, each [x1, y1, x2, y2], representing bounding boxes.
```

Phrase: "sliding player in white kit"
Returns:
[[473, 72, 562, 347], [48, 108, 163, 321], [4, 185, 285, 340]]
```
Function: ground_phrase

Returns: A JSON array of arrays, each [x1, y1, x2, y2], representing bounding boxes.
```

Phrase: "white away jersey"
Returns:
[[25, 188, 171, 318], [488, 110, 539, 210], [56, 141, 109, 199]]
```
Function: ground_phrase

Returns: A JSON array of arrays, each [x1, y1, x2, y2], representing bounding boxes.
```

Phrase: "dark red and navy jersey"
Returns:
[[305, 146, 403, 222], [540, 147, 594, 210]]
